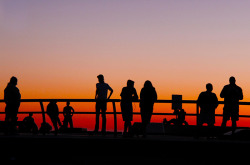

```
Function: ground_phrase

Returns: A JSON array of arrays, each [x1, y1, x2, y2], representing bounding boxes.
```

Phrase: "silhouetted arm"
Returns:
[[197, 93, 202, 107], [63, 108, 66, 117], [120, 88, 125, 99], [239, 87, 243, 100], [220, 86, 226, 98], [107, 88, 113, 100], [133, 88, 138, 101], [214, 93, 219, 109], [153, 88, 157, 102], [71, 107, 75, 116], [95, 88, 98, 100]]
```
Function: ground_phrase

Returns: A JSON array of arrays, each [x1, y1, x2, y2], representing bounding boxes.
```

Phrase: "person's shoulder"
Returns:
[[199, 91, 206, 95], [236, 85, 242, 90], [105, 83, 112, 89], [211, 92, 217, 96], [104, 82, 109, 86], [14, 86, 19, 91]]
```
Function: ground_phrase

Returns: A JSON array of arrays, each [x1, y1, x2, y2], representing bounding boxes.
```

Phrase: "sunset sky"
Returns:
[[1, 0, 250, 122]]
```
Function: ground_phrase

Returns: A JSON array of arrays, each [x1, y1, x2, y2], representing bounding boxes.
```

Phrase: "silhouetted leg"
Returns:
[[51, 118, 58, 135], [94, 104, 101, 133], [221, 118, 227, 128], [141, 112, 146, 136], [101, 109, 106, 135], [207, 123, 215, 138], [123, 122, 128, 134], [232, 120, 237, 134], [141, 113, 151, 137], [57, 116, 62, 127], [127, 121, 132, 136], [123, 121, 131, 136], [69, 117, 73, 129], [63, 118, 68, 128]]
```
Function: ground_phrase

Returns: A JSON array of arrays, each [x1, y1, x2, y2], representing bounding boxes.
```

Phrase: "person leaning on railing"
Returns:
[[220, 76, 243, 134]]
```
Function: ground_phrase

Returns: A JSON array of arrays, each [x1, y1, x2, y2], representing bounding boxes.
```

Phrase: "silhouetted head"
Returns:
[[229, 76, 236, 85], [29, 112, 33, 117], [127, 80, 134, 88], [67, 101, 70, 106], [206, 83, 213, 92], [50, 100, 57, 104], [97, 74, 104, 83], [144, 80, 153, 89], [9, 76, 18, 86]]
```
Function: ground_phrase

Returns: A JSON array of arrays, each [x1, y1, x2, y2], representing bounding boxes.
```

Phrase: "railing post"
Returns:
[[40, 101, 47, 135], [112, 101, 117, 137], [196, 103, 199, 126], [40, 102, 46, 124]]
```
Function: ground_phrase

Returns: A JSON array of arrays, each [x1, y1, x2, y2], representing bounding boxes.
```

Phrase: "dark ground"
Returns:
[[1, 127, 250, 165]]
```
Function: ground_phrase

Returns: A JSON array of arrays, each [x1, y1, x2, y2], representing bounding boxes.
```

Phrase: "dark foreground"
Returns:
[[1, 128, 250, 165]]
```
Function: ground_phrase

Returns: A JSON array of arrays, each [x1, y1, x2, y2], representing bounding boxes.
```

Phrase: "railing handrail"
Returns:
[[1, 98, 250, 135], [0, 98, 250, 105]]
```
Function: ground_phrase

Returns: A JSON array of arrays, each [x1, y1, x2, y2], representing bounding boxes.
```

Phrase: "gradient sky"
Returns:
[[1, 0, 250, 102]]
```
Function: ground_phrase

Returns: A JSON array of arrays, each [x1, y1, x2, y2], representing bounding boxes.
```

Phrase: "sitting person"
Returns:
[[21, 112, 38, 133]]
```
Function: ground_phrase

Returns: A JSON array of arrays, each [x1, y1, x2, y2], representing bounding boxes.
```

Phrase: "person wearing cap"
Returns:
[[220, 76, 243, 134], [94, 74, 113, 135]]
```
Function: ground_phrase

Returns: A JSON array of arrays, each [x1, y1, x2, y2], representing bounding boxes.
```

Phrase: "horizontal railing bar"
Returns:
[[1, 111, 250, 118], [1, 99, 250, 105]]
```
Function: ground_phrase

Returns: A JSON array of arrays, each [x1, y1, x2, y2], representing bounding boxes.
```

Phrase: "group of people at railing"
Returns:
[[1, 75, 243, 136]]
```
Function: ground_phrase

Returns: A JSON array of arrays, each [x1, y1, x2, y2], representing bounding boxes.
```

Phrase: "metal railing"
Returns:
[[1, 99, 250, 135]]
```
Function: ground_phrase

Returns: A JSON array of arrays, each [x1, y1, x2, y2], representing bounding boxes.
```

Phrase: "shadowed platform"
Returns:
[[1, 129, 250, 165]]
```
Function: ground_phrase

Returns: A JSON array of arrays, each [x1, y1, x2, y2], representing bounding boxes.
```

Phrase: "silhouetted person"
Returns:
[[120, 80, 138, 136], [94, 74, 113, 135], [197, 83, 218, 138], [220, 77, 243, 134], [21, 112, 38, 134], [47, 101, 62, 135], [165, 109, 188, 126], [197, 83, 218, 127], [63, 101, 74, 129], [140, 80, 157, 137], [4, 76, 21, 134]]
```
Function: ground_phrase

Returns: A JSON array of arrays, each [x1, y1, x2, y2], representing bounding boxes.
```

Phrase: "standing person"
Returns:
[[197, 83, 218, 138], [4, 76, 21, 134], [63, 101, 74, 129], [140, 80, 157, 137], [94, 74, 113, 135], [120, 80, 138, 136], [220, 76, 243, 134], [47, 101, 62, 135], [197, 83, 218, 127]]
